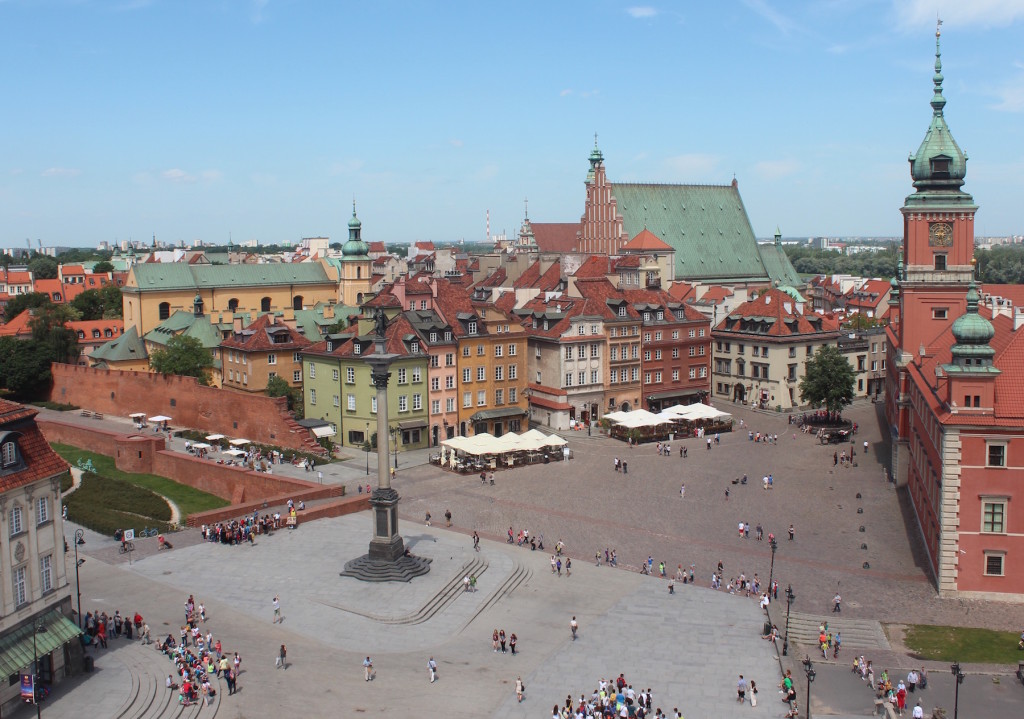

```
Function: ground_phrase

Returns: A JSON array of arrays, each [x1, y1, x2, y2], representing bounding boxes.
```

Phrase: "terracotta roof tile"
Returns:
[[715, 288, 839, 337], [0, 401, 69, 492], [221, 314, 313, 352], [622, 228, 674, 252], [531, 222, 581, 253]]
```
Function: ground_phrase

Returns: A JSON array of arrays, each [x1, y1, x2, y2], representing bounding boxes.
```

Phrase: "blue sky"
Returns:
[[1, 0, 1023, 249]]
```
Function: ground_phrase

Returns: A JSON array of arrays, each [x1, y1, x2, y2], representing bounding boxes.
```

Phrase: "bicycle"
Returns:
[[118, 541, 135, 554], [75, 458, 96, 474], [139, 527, 159, 537]]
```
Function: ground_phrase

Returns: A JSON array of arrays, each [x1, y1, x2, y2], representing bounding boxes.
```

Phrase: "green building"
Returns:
[[302, 312, 429, 453]]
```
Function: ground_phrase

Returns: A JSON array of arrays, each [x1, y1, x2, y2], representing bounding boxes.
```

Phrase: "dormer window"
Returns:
[[326, 341, 333, 352], [618, 306, 627, 317], [656, 311, 664, 320], [354, 343, 362, 355], [429, 332, 437, 343], [930, 157, 951, 178], [643, 312, 651, 322], [411, 341, 420, 353], [444, 331, 452, 342], [77, 331, 85, 339], [92, 329, 101, 338], [467, 321, 477, 334], [2, 440, 17, 467]]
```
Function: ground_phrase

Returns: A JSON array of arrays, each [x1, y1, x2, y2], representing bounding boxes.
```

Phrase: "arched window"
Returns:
[[228, 298, 239, 312], [158, 302, 171, 320], [261, 297, 271, 312], [356, 293, 363, 305], [92, 329, 100, 338], [356, 267, 362, 279], [293, 296, 304, 311]]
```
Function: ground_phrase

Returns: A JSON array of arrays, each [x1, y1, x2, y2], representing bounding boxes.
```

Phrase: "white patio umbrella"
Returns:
[[229, 438, 251, 446], [148, 415, 172, 423], [205, 434, 226, 441]]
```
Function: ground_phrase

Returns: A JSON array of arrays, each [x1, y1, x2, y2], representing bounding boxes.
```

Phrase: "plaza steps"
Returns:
[[110, 639, 222, 719], [459, 558, 533, 633], [783, 612, 891, 653]]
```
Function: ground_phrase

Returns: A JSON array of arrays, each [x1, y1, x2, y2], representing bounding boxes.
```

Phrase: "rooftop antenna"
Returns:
[[524, 197, 529, 220], [486, 209, 490, 242]]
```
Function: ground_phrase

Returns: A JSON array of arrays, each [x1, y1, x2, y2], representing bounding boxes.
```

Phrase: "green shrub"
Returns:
[[31, 401, 79, 411], [63, 473, 172, 537], [59, 472, 73, 493]]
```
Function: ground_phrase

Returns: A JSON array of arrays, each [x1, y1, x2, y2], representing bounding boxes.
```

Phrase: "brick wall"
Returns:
[[38, 419, 347, 523], [189, 493, 366, 528], [48, 363, 321, 453]]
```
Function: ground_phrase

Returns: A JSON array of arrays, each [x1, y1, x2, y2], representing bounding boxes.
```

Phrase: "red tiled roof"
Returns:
[[472, 267, 507, 290], [0, 400, 69, 492], [528, 395, 570, 411], [512, 261, 542, 289], [68, 319, 124, 340], [3, 271, 32, 284], [612, 255, 641, 269], [221, 314, 313, 352], [367, 241, 387, 253], [622, 228, 673, 252], [537, 262, 563, 292], [699, 286, 734, 303], [667, 282, 695, 302], [414, 241, 436, 251], [715, 288, 840, 337], [306, 313, 421, 358], [529, 382, 567, 396], [573, 256, 613, 279], [0, 310, 34, 337], [531, 223, 581, 253], [494, 291, 517, 314]]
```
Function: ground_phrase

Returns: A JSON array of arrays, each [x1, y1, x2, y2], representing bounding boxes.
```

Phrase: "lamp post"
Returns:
[[73, 529, 85, 629], [364, 422, 370, 476], [32, 622, 48, 718], [951, 661, 965, 719], [768, 536, 778, 589], [783, 584, 795, 656], [802, 656, 816, 719]]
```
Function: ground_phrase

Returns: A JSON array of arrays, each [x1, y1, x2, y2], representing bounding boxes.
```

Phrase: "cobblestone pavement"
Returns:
[[393, 400, 1024, 633]]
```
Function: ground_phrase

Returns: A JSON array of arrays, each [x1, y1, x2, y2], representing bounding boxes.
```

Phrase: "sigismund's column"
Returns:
[[341, 309, 430, 581], [365, 341, 404, 561]]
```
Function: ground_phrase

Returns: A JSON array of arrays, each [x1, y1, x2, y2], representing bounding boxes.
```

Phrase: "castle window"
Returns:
[[261, 297, 272, 312], [932, 308, 948, 320], [984, 551, 1005, 577], [1, 440, 18, 467], [228, 298, 239, 312], [930, 157, 951, 178], [987, 443, 1006, 468], [934, 254, 947, 271], [159, 302, 171, 320]]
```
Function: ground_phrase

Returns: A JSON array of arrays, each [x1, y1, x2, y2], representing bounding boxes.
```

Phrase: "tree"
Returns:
[[98, 283, 124, 318], [29, 303, 80, 365], [93, 260, 115, 273], [0, 336, 58, 400], [149, 335, 214, 385], [3, 291, 51, 321], [28, 255, 58, 280], [266, 374, 303, 418], [71, 284, 123, 320], [799, 344, 855, 415]]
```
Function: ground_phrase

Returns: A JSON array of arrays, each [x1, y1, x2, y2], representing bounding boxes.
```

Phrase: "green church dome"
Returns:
[[909, 29, 968, 193], [341, 201, 369, 258], [951, 282, 994, 345]]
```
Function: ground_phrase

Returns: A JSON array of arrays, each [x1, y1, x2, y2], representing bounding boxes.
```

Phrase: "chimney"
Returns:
[[1015, 307, 1024, 331]]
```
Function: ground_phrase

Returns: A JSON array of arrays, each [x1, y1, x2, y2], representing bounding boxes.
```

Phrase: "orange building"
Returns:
[[221, 314, 312, 393]]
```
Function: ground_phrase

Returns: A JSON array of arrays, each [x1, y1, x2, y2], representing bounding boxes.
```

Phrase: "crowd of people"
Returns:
[[200, 503, 303, 545], [156, 593, 240, 706], [545, 674, 685, 718], [851, 658, 929, 715]]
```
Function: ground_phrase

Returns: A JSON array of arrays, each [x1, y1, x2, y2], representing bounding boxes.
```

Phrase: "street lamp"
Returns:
[[768, 536, 778, 589], [32, 622, 48, 718], [364, 422, 370, 476], [951, 661, 965, 719], [802, 656, 816, 719], [783, 584, 795, 656], [73, 529, 85, 629]]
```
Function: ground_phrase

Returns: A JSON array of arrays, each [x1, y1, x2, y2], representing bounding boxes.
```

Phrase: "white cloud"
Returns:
[[626, 7, 658, 19], [251, 0, 269, 24], [200, 169, 223, 182], [754, 159, 801, 180], [990, 69, 1024, 112], [895, 0, 1024, 30], [663, 153, 720, 178], [449, 139, 464, 148], [742, 0, 796, 35], [41, 167, 81, 178], [559, 89, 573, 97], [162, 168, 196, 183]]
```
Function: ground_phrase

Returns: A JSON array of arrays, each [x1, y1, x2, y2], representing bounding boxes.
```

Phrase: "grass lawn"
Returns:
[[53, 443, 229, 516], [901, 624, 1023, 665], [65, 473, 172, 537]]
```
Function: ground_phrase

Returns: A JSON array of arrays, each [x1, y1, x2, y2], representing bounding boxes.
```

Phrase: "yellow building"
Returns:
[[322, 205, 374, 307], [221, 314, 312, 393]]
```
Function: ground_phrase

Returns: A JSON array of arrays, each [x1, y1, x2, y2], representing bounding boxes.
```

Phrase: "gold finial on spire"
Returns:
[[936, 13, 942, 38]]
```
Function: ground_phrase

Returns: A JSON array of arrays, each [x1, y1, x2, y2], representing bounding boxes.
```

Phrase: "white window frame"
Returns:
[[981, 498, 1007, 534], [267, 353, 277, 365], [40, 554, 53, 593], [13, 566, 27, 607], [347, 394, 356, 411], [477, 390, 486, 406], [346, 367, 355, 383], [9, 505, 23, 536], [398, 395, 408, 413], [983, 551, 1006, 577], [412, 394, 422, 411], [987, 443, 1007, 468], [37, 496, 49, 525]]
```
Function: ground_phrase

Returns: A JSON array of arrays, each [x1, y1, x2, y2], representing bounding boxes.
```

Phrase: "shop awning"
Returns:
[[311, 425, 336, 438], [645, 388, 704, 402], [0, 610, 82, 678], [468, 407, 527, 423], [397, 419, 428, 431]]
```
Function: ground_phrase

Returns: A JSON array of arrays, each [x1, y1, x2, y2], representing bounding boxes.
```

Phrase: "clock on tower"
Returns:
[[928, 222, 953, 247]]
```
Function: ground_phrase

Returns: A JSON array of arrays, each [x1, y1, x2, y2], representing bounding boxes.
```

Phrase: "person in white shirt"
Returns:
[[912, 700, 924, 718]]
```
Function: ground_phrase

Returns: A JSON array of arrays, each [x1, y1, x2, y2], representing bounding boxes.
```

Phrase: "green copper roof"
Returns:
[[294, 303, 359, 340], [908, 30, 970, 199], [610, 182, 799, 283], [341, 201, 370, 259], [89, 325, 148, 363], [129, 262, 332, 291], [758, 243, 803, 287], [951, 281, 995, 347], [144, 311, 222, 349]]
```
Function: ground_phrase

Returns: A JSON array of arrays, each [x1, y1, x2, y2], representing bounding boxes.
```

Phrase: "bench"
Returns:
[[92, 412, 103, 420], [80, 410, 93, 418]]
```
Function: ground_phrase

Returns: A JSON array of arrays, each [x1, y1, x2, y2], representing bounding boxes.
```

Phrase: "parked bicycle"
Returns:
[[75, 458, 96, 473], [139, 527, 159, 537]]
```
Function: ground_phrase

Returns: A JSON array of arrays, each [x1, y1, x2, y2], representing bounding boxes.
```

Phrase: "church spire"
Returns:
[[931, 17, 946, 116]]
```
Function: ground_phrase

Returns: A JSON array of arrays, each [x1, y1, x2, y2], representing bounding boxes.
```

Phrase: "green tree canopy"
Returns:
[[266, 374, 303, 418], [71, 284, 123, 320], [149, 335, 214, 385], [92, 260, 115, 273], [29, 303, 80, 365], [799, 344, 856, 415], [28, 255, 59, 279], [0, 336, 58, 400], [3, 291, 52, 321]]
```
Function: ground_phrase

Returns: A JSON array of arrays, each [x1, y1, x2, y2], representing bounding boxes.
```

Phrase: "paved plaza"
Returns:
[[28, 400, 1024, 717]]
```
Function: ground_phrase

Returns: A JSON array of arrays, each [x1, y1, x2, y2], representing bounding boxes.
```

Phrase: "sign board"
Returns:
[[123, 529, 135, 541], [286, 516, 297, 528], [20, 672, 34, 702]]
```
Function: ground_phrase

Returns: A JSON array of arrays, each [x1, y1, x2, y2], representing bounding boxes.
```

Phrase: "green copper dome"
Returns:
[[341, 201, 369, 258], [950, 281, 995, 364], [909, 29, 968, 193]]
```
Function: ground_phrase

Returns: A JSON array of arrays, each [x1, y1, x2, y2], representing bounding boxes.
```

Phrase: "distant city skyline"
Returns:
[[2, 1, 1023, 249]]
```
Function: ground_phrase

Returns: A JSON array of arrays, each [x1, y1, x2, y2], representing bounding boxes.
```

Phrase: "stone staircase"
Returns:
[[112, 639, 223, 719], [783, 612, 890, 653], [459, 558, 532, 633]]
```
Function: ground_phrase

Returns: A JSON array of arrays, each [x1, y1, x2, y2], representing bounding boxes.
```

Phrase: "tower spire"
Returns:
[[931, 16, 946, 115]]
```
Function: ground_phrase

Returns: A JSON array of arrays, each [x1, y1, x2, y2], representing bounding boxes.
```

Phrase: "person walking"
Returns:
[[509, 632, 517, 655], [428, 656, 438, 683], [515, 676, 524, 703], [492, 629, 499, 652], [680, 483, 685, 499], [570, 616, 578, 641], [363, 656, 373, 681], [473, 531, 480, 552], [499, 629, 507, 653], [565, 557, 571, 577], [750, 680, 758, 707], [737, 675, 747, 703], [833, 592, 842, 613], [272, 596, 281, 623], [788, 524, 795, 541], [425, 511, 431, 526], [276, 644, 287, 670], [444, 509, 452, 527]]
